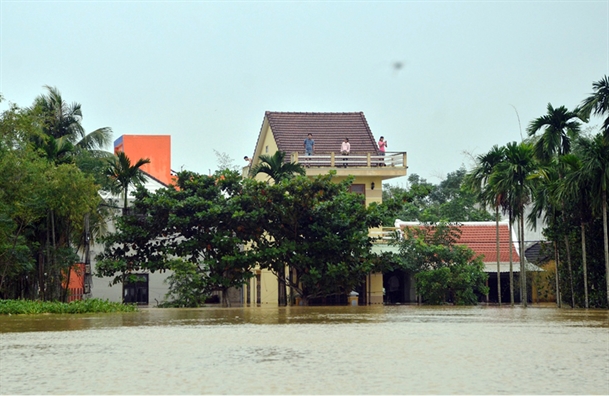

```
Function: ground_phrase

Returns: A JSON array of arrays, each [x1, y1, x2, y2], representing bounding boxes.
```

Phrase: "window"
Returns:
[[123, 274, 149, 305], [349, 184, 365, 195]]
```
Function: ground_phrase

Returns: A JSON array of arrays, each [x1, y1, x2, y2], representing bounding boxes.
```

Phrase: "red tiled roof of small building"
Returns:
[[456, 223, 520, 263], [264, 111, 380, 157], [396, 221, 520, 264]]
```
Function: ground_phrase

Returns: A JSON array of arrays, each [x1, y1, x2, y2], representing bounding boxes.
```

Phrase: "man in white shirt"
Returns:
[[341, 138, 350, 168]]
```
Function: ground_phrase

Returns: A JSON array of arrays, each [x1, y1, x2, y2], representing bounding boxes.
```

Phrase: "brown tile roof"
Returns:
[[457, 223, 520, 263], [264, 111, 380, 156], [395, 221, 520, 264]]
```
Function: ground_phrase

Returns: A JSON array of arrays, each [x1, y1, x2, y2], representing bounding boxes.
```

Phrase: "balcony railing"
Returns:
[[290, 151, 407, 168]]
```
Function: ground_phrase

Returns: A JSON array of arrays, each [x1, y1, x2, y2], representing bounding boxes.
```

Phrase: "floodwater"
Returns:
[[1, 305, 607, 395]]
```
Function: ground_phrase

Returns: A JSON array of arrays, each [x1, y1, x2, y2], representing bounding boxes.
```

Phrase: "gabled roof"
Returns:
[[394, 221, 533, 272], [262, 111, 380, 156]]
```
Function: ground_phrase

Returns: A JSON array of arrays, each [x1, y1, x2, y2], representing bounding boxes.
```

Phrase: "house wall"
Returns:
[[531, 260, 557, 303], [91, 181, 172, 305], [252, 126, 279, 182], [91, 271, 170, 305], [114, 135, 172, 185]]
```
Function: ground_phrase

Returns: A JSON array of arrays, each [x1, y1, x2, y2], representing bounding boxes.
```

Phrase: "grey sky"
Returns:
[[1, 1, 606, 185]]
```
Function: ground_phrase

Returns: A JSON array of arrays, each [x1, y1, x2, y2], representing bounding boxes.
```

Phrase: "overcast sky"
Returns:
[[1, 1, 606, 185]]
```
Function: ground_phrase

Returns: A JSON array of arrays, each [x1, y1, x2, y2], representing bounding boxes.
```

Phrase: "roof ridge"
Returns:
[[265, 111, 364, 115]]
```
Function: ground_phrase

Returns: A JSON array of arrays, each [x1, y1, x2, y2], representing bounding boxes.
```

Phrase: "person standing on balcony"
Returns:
[[304, 133, 315, 167], [378, 136, 387, 166], [340, 138, 350, 168]]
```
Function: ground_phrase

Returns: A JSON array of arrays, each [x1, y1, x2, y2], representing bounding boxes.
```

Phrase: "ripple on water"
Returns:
[[1, 305, 607, 394]]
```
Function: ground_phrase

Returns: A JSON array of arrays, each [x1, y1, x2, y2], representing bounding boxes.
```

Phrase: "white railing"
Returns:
[[290, 151, 407, 168], [369, 228, 400, 243]]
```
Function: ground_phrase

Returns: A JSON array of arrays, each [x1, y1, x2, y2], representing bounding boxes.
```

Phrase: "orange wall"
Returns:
[[114, 135, 172, 185]]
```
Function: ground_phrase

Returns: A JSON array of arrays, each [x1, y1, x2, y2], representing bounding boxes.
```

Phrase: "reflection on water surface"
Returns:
[[1, 306, 607, 394]]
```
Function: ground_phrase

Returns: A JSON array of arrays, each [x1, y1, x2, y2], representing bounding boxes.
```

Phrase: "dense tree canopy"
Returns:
[[382, 169, 494, 224], [0, 94, 104, 300]]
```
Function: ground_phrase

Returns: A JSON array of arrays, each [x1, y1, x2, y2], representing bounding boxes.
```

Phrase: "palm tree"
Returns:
[[33, 86, 112, 148], [249, 150, 305, 306], [527, 103, 583, 162], [250, 151, 306, 182], [528, 160, 563, 307], [105, 151, 151, 210], [576, 133, 609, 308], [464, 145, 506, 305], [580, 75, 609, 140], [558, 152, 593, 308], [490, 142, 537, 306], [528, 103, 584, 307]]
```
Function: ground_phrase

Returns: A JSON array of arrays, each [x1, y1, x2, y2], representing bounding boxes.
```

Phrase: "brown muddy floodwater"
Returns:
[[0, 305, 607, 395]]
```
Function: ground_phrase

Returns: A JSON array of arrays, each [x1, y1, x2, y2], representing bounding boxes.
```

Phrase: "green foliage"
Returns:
[[249, 173, 383, 303], [416, 260, 488, 305], [0, 298, 137, 315], [104, 151, 150, 209], [250, 150, 305, 181], [0, 89, 108, 301], [97, 169, 262, 305], [161, 259, 212, 307], [382, 170, 493, 225], [393, 222, 489, 305]]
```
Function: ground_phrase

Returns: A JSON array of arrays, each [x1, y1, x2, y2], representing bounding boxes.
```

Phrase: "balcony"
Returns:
[[290, 151, 407, 179]]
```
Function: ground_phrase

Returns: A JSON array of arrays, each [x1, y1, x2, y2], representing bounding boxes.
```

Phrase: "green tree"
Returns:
[[96, 170, 264, 306], [580, 75, 609, 140], [250, 151, 305, 182], [527, 103, 583, 162], [251, 173, 382, 305], [557, 152, 594, 307], [383, 171, 493, 225], [394, 222, 489, 305], [490, 142, 538, 306], [104, 151, 150, 209], [575, 133, 609, 307], [464, 145, 507, 305], [32, 85, 112, 152], [528, 104, 584, 307]]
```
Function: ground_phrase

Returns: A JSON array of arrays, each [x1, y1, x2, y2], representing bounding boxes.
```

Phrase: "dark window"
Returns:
[[123, 274, 149, 305], [256, 273, 261, 304], [349, 184, 365, 195]]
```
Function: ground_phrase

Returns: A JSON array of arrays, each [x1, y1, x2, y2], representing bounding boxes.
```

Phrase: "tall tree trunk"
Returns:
[[278, 276, 287, 306], [495, 206, 501, 305], [581, 222, 589, 308], [603, 189, 609, 309], [564, 235, 575, 308], [222, 288, 231, 307], [554, 242, 561, 308], [509, 211, 514, 306], [519, 207, 527, 307]]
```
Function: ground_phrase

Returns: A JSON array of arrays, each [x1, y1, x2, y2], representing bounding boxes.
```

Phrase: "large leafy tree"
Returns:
[[250, 173, 383, 305], [0, 97, 102, 300], [393, 222, 488, 305], [104, 151, 151, 209], [96, 170, 265, 306], [384, 170, 493, 224], [250, 150, 305, 182]]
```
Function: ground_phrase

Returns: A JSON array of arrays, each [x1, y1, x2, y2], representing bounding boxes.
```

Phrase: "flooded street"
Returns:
[[1, 305, 607, 394]]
